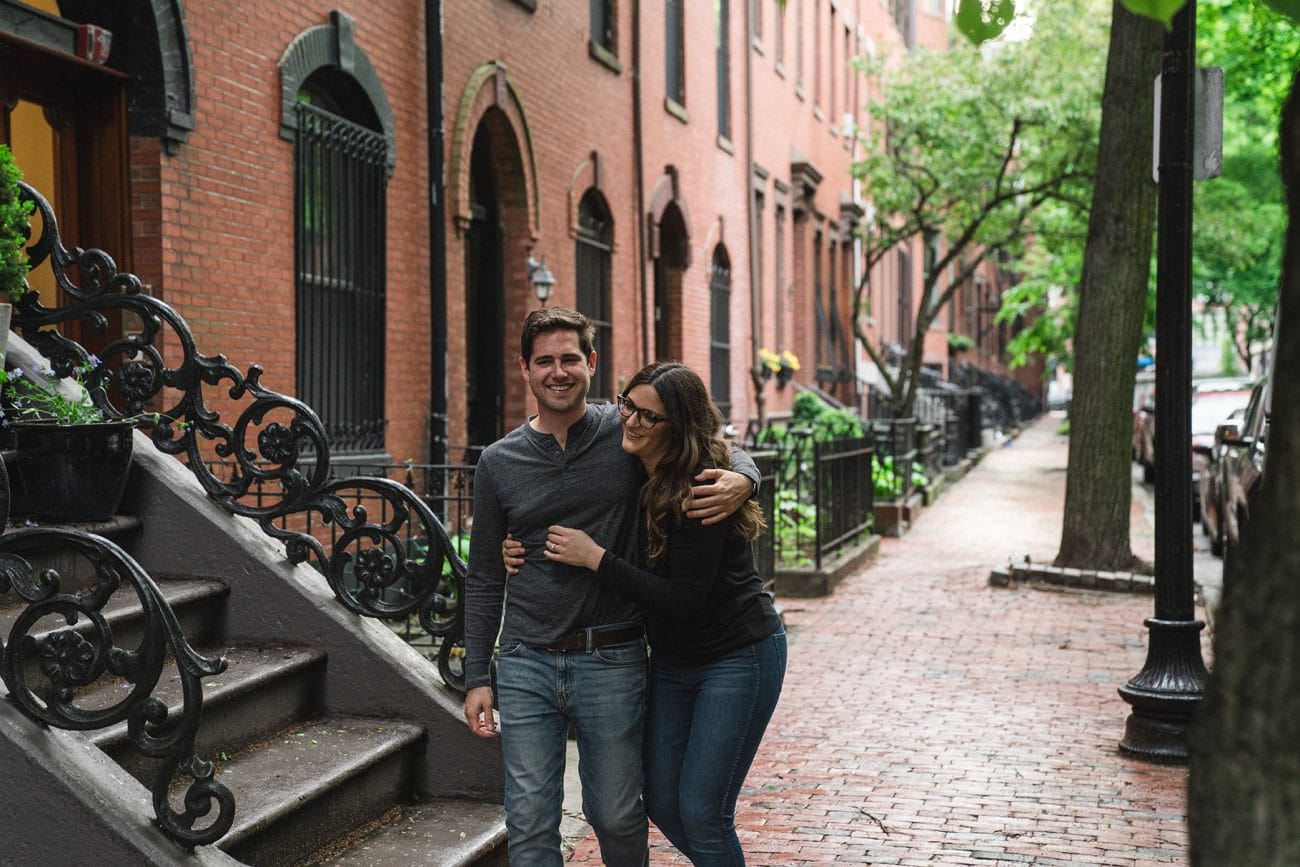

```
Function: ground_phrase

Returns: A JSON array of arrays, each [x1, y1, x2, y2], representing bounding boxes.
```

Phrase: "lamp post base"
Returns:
[[1117, 617, 1209, 764]]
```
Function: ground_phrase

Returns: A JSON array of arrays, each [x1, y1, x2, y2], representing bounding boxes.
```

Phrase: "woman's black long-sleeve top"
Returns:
[[595, 513, 781, 666]]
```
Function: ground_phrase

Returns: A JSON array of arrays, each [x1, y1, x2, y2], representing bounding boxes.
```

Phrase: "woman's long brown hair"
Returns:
[[625, 362, 765, 565]]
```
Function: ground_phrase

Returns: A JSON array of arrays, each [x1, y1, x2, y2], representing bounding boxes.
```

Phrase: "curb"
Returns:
[[989, 556, 1156, 594]]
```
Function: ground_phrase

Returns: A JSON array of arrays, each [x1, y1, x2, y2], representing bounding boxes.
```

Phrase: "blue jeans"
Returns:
[[496, 639, 650, 867], [644, 629, 787, 866]]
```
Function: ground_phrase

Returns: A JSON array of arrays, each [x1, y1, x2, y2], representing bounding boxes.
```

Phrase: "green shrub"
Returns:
[[0, 144, 32, 301]]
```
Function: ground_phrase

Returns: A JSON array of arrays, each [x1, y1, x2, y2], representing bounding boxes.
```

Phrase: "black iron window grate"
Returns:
[[294, 102, 389, 455], [577, 192, 614, 401]]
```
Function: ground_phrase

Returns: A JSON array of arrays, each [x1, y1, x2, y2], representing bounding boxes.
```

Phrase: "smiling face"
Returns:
[[519, 328, 596, 424], [619, 383, 675, 472]]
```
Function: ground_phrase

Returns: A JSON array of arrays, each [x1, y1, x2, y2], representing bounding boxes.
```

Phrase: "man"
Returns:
[[463, 307, 758, 866]]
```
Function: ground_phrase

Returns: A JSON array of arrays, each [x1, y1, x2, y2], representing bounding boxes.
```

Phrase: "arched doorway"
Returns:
[[654, 203, 688, 362], [465, 121, 504, 450]]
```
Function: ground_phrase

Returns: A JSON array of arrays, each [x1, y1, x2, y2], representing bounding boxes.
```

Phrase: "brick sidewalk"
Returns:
[[569, 415, 1198, 865]]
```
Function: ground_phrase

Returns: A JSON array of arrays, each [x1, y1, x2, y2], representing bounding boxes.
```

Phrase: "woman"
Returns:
[[519, 361, 786, 865]]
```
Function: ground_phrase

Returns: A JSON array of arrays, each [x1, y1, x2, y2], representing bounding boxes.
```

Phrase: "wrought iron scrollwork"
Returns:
[[0, 529, 234, 847], [12, 181, 467, 689]]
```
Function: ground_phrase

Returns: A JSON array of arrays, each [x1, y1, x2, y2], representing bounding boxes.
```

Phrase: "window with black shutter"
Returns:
[[576, 189, 615, 401]]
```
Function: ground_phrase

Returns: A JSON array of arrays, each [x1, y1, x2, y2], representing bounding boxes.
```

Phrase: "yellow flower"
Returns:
[[757, 348, 782, 373], [780, 350, 801, 371]]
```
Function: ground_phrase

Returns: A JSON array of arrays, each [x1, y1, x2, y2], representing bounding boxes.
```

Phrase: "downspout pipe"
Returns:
[[633, 0, 648, 363], [425, 0, 448, 466], [744, 0, 765, 429]]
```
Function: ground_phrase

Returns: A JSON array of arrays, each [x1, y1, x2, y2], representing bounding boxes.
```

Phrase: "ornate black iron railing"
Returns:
[[10, 181, 467, 695], [0, 462, 233, 848]]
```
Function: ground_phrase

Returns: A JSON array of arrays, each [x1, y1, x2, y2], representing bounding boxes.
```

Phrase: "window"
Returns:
[[897, 247, 913, 344], [829, 7, 836, 122], [814, 229, 827, 366], [923, 229, 941, 322], [294, 75, 389, 454], [716, 0, 731, 138], [750, 0, 762, 41], [813, 0, 821, 108], [796, 0, 805, 90], [576, 190, 615, 401], [892, 0, 914, 49], [710, 246, 732, 421], [775, 0, 785, 67], [775, 205, 786, 348], [591, 0, 615, 53], [667, 0, 686, 106]]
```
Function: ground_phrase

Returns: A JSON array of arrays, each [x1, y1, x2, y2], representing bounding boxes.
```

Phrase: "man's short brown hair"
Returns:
[[519, 307, 595, 362]]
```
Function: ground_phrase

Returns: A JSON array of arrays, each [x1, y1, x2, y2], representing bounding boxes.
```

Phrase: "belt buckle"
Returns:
[[583, 627, 595, 653]]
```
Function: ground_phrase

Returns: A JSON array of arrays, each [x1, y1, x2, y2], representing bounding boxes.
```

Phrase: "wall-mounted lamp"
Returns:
[[527, 256, 556, 306]]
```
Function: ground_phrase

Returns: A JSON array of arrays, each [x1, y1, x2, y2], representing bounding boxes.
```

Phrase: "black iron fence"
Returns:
[[750, 428, 875, 571], [870, 417, 918, 503]]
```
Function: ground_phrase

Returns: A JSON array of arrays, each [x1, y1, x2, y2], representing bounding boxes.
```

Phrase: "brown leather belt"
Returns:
[[546, 623, 644, 652]]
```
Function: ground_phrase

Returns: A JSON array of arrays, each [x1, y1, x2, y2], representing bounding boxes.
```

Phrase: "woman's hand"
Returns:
[[502, 533, 525, 576], [545, 525, 605, 572]]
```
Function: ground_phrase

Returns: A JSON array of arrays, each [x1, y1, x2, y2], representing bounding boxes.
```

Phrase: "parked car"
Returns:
[[1202, 374, 1271, 557], [1188, 381, 1253, 529], [1133, 370, 1156, 482]]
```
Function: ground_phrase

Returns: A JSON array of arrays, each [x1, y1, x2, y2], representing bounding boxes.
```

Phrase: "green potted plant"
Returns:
[[1, 358, 155, 522], [0, 144, 33, 362]]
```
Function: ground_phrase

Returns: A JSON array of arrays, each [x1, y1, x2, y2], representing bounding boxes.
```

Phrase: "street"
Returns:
[[567, 413, 1209, 865]]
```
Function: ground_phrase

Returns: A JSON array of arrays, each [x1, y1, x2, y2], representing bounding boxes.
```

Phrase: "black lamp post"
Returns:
[[1117, 0, 1210, 762]]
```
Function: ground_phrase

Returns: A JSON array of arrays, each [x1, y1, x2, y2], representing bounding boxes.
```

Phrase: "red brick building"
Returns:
[[1, 0, 1034, 466]]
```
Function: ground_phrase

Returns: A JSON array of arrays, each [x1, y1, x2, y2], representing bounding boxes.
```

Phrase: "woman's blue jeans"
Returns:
[[496, 639, 650, 867], [644, 629, 787, 866]]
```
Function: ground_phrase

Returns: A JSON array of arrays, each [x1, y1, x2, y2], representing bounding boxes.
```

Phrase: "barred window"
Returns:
[[294, 80, 388, 455], [710, 246, 732, 421], [576, 190, 614, 401]]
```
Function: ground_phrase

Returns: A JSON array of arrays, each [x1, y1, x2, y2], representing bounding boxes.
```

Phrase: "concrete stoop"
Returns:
[[989, 556, 1156, 594], [0, 430, 507, 866]]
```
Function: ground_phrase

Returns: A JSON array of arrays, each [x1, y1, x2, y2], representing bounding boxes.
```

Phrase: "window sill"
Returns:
[[813, 105, 824, 122], [775, 62, 786, 79], [751, 35, 766, 55], [664, 97, 689, 124], [589, 40, 622, 74], [508, 0, 537, 10], [795, 83, 806, 101], [717, 134, 735, 155]]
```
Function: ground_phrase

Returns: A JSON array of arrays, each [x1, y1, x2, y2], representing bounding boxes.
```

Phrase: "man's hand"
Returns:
[[686, 468, 753, 525], [502, 533, 525, 576], [464, 686, 497, 738]]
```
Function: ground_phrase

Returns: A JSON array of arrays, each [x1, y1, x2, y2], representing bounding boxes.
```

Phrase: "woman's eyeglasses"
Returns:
[[617, 394, 671, 429]]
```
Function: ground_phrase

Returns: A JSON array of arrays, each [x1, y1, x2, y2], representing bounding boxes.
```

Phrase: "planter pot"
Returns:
[[776, 366, 794, 388], [13, 420, 134, 522]]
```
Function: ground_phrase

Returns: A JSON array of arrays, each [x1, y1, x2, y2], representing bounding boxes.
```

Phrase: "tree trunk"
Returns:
[[1055, 3, 1162, 571], [1187, 71, 1300, 865]]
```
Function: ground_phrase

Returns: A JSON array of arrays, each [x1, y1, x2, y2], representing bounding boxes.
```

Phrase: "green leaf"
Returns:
[[1118, 0, 1184, 27], [955, 0, 1017, 45], [1261, 0, 1300, 24]]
